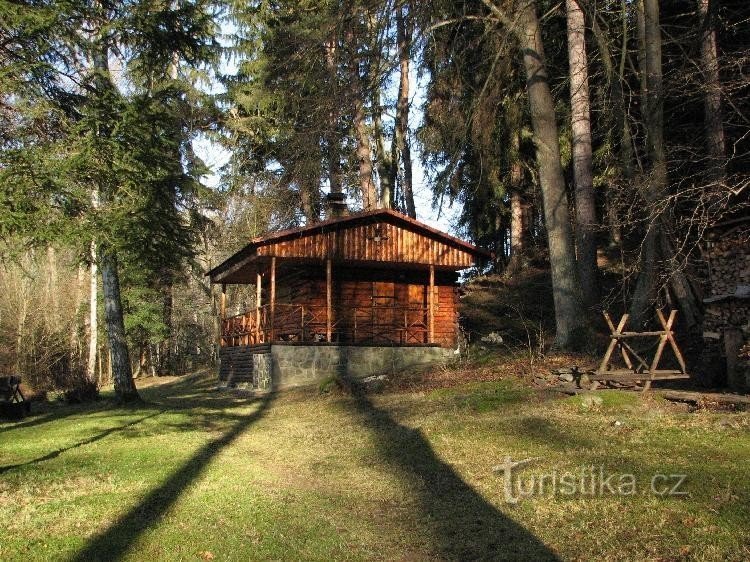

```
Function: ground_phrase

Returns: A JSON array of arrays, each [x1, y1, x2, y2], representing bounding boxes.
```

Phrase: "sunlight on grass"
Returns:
[[0, 372, 748, 561]]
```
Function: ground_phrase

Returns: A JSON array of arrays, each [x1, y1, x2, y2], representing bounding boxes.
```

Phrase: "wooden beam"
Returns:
[[326, 258, 332, 342], [211, 253, 259, 283], [270, 257, 276, 341], [256, 272, 262, 343], [428, 265, 435, 344]]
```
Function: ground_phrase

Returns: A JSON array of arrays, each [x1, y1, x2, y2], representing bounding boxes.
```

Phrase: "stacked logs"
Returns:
[[706, 229, 750, 297], [703, 225, 750, 390]]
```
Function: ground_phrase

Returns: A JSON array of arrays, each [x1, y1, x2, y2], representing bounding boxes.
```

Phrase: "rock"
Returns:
[[559, 372, 575, 383], [481, 332, 504, 344], [579, 373, 591, 386]]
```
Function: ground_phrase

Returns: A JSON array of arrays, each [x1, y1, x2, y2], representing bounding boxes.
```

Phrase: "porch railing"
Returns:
[[220, 303, 430, 346]]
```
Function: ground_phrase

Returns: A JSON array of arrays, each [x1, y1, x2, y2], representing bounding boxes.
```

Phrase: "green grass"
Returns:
[[1, 372, 749, 561]]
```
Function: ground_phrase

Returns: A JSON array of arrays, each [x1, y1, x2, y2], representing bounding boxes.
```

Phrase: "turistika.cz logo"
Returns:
[[493, 457, 688, 504]]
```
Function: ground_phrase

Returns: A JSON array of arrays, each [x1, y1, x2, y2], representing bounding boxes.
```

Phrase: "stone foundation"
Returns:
[[253, 352, 272, 390], [219, 344, 453, 389]]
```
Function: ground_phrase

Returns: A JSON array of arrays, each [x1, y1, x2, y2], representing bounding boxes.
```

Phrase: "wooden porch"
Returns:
[[220, 302, 431, 347]]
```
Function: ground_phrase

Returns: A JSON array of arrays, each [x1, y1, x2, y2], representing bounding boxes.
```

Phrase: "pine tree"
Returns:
[[1, 0, 218, 401]]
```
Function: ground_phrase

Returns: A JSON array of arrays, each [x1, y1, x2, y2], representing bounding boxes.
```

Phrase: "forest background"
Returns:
[[0, 0, 747, 402]]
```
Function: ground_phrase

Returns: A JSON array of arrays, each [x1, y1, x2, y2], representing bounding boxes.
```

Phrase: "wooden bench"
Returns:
[[0, 375, 31, 420]]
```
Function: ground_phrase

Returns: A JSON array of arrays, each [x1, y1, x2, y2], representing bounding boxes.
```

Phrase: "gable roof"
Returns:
[[207, 209, 490, 282]]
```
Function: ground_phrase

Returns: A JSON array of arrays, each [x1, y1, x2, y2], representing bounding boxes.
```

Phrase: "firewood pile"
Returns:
[[706, 234, 750, 297], [703, 302, 750, 331], [701, 223, 750, 391]]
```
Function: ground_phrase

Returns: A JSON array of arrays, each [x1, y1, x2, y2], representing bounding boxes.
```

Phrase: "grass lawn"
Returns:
[[1, 368, 748, 561]]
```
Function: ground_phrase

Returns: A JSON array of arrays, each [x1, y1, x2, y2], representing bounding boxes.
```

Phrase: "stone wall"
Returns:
[[270, 344, 453, 388], [252, 352, 272, 390], [220, 343, 453, 390], [219, 344, 270, 386]]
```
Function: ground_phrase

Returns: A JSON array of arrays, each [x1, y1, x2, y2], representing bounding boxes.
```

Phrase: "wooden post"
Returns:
[[326, 258, 332, 342], [724, 328, 745, 391], [270, 257, 276, 342], [428, 265, 435, 344], [256, 272, 262, 343], [220, 284, 227, 319]]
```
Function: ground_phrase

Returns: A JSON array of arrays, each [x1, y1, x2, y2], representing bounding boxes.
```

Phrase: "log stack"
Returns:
[[701, 220, 750, 391]]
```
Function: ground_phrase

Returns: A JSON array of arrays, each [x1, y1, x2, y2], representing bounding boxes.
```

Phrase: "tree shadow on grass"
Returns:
[[0, 402, 110, 435], [0, 410, 165, 474], [0, 373, 245, 437], [340, 376, 559, 560], [69, 390, 275, 562]]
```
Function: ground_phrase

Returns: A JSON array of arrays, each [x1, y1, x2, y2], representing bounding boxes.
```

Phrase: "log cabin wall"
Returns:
[[275, 265, 460, 347], [256, 219, 475, 268]]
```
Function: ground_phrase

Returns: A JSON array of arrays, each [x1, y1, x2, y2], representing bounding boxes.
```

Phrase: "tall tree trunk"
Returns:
[[394, 4, 415, 218], [347, 25, 377, 210], [506, 125, 526, 275], [325, 38, 343, 196], [87, 239, 98, 382], [300, 175, 321, 223], [92, 19, 138, 402], [629, 0, 666, 328], [354, 98, 378, 210], [566, 0, 599, 309], [515, 0, 585, 347], [46, 245, 59, 323], [72, 262, 85, 363], [100, 249, 138, 401], [160, 275, 173, 374], [698, 0, 725, 177], [373, 87, 394, 208], [506, 190, 526, 275]]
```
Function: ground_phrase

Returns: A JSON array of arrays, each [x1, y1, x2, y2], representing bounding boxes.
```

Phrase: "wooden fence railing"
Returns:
[[221, 304, 430, 346]]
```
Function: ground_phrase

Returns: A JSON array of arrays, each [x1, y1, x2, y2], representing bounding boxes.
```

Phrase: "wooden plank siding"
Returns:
[[255, 221, 475, 268], [270, 266, 460, 348]]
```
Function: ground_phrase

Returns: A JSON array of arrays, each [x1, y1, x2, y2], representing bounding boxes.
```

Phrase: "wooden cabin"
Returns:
[[207, 208, 489, 388]]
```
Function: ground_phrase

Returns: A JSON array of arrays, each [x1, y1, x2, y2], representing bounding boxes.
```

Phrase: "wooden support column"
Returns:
[[326, 259, 332, 342], [428, 265, 435, 344], [220, 283, 227, 319], [270, 257, 276, 342], [256, 272, 262, 343]]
